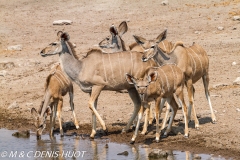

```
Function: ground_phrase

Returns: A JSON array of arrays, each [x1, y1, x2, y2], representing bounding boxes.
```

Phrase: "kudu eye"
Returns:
[[52, 43, 57, 46], [106, 38, 110, 40], [151, 45, 155, 49]]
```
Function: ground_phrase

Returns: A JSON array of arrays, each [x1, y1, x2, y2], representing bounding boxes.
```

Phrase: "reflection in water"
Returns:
[[0, 129, 227, 160]]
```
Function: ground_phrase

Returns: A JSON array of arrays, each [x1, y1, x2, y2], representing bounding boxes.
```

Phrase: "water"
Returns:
[[0, 129, 229, 160]]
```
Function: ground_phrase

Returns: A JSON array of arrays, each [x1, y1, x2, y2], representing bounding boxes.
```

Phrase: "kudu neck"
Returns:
[[59, 40, 82, 83], [153, 46, 177, 66]]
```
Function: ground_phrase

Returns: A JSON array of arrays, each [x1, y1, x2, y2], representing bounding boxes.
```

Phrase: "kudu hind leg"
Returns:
[[162, 98, 176, 138], [148, 104, 154, 125], [69, 89, 79, 129], [186, 80, 199, 129], [50, 102, 57, 137], [177, 92, 189, 138], [141, 103, 151, 135], [89, 85, 106, 139], [122, 88, 141, 133], [56, 98, 64, 137], [202, 75, 216, 123]]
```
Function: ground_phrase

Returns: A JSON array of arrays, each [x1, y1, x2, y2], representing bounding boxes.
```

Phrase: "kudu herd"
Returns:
[[31, 21, 216, 144]]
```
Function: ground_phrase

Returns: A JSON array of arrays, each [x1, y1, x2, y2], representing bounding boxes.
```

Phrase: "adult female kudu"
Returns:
[[135, 29, 217, 129], [99, 21, 155, 133], [99, 25, 180, 135], [126, 64, 189, 144], [39, 31, 165, 140], [31, 63, 79, 139]]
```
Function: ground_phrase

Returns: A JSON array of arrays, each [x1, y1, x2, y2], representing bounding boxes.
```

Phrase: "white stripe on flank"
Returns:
[[189, 47, 203, 74], [195, 45, 208, 67], [54, 74, 65, 87], [157, 69, 164, 93], [117, 52, 123, 82], [56, 70, 70, 86], [159, 67, 169, 92], [169, 65, 176, 89], [101, 52, 107, 82], [130, 51, 133, 75], [108, 53, 116, 83], [186, 49, 196, 75], [121, 52, 126, 76]]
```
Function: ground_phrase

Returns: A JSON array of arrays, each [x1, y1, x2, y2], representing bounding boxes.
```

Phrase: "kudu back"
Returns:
[[135, 29, 216, 129]]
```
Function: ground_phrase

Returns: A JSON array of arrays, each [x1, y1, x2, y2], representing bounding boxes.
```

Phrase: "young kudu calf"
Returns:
[[40, 31, 168, 140], [126, 65, 189, 144], [31, 63, 79, 139], [135, 29, 217, 129]]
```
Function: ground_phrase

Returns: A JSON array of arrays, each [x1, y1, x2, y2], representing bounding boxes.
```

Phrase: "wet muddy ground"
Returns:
[[0, 0, 240, 159]]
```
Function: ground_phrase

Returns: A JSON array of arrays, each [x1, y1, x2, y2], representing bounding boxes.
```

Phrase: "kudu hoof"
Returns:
[[184, 135, 189, 138], [130, 140, 135, 145], [60, 134, 64, 137], [212, 120, 217, 124], [156, 139, 160, 143], [89, 137, 95, 141], [104, 129, 108, 136], [195, 126, 200, 130], [37, 136, 41, 140], [160, 134, 168, 139]]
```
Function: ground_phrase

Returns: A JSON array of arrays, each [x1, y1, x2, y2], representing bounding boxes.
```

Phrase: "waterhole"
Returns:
[[0, 129, 229, 160]]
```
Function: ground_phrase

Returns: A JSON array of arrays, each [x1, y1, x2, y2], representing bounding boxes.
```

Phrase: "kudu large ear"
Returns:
[[31, 108, 39, 120], [118, 21, 128, 37], [110, 25, 118, 36], [133, 35, 147, 45], [125, 73, 136, 85], [148, 71, 158, 83], [61, 32, 70, 41], [57, 31, 63, 38], [155, 29, 167, 43]]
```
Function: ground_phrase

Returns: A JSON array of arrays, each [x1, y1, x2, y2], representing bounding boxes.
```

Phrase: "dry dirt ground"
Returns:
[[0, 0, 240, 159]]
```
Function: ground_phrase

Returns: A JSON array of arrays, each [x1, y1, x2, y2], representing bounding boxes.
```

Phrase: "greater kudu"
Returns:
[[126, 64, 188, 143], [40, 31, 167, 140], [99, 21, 157, 133], [99, 24, 175, 135], [135, 30, 217, 129], [31, 63, 78, 139]]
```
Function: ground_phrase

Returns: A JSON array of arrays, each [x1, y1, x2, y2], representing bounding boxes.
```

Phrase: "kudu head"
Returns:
[[99, 21, 128, 52], [125, 71, 158, 102], [40, 31, 70, 57], [31, 106, 51, 139], [133, 29, 167, 62]]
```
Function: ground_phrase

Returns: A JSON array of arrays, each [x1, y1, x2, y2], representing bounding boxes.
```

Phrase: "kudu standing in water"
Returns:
[[31, 63, 79, 139], [40, 31, 168, 139], [135, 29, 216, 129]]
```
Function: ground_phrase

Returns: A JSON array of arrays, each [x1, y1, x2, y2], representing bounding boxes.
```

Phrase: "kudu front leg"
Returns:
[[141, 102, 151, 135], [122, 88, 141, 133], [89, 85, 107, 139], [57, 98, 64, 137], [69, 90, 79, 129], [130, 105, 146, 144], [186, 79, 199, 129]]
